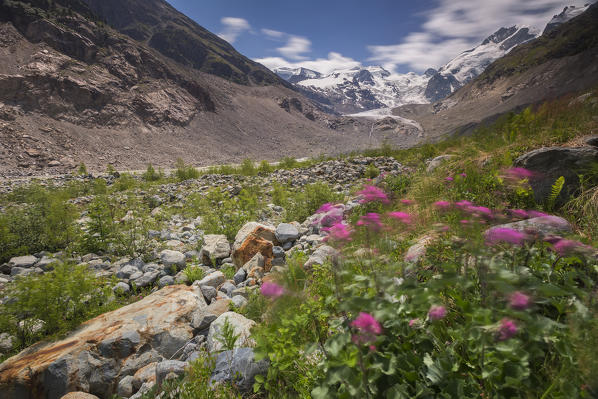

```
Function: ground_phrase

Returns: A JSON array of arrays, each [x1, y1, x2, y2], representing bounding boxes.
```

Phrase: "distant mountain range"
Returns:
[[273, 4, 591, 114]]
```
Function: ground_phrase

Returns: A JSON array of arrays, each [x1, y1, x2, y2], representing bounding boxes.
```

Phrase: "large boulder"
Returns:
[[275, 223, 299, 244], [231, 222, 278, 270], [487, 216, 572, 237], [0, 285, 207, 399], [303, 245, 339, 270], [8, 255, 37, 268], [514, 147, 598, 204], [200, 235, 231, 266], [160, 250, 186, 270], [207, 312, 255, 353], [210, 348, 269, 393]]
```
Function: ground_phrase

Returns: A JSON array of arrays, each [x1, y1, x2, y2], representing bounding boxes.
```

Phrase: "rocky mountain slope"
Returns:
[[393, 2, 598, 141], [274, 5, 589, 113], [0, 0, 385, 177]]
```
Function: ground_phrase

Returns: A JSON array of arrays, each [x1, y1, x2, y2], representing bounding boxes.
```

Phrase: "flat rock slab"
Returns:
[[0, 285, 206, 399]]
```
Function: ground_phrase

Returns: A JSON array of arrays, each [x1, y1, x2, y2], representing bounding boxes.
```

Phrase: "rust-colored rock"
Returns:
[[0, 285, 207, 399], [232, 223, 279, 271], [60, 393, 99, 399]]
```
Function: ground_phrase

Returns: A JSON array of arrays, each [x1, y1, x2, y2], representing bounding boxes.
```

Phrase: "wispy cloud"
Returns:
[[218, 17, 251, 44], [261, 28, 285, 39], [368, 0, 591, 72], [255, 52, 362, 75], [277, 36, 312, 60]]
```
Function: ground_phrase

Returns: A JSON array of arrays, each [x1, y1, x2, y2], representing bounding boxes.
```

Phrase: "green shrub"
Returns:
[[175, 158, 200, 181], [142, 163, 162, 182], [364, 163, 380, 179], [183, 265, 205, 283], [239, 158, 257, 176], [279, 156, 298, 169], [258, 160, 273, 175], [271, 182, 288, 206], [0, 186, 77, 263], [221, 263, 236, 280], [76, 162, 88, 175], [284, 182, 343, 223], [112, 173, 137, 192], [0, 262, 113, 352]]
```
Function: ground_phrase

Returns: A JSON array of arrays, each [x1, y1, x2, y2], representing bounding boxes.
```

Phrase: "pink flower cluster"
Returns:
[[498, 318, 518, 341], [387, 211, 413, 225], [323, 222, 352, 243], [428, 305, 447, 321], [260, 282, 284, 299], [351, 312, 382, 350], [552, 238, 594, 257], [505, 167, 535, 180], [357, 213, 384, 231], [485, 227, 528, 246], [510, 291, 531, 310], [356, 185, 390, 204]]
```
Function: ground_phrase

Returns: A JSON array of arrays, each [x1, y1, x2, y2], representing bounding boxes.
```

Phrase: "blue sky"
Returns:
[[166, 0, 590, 75]]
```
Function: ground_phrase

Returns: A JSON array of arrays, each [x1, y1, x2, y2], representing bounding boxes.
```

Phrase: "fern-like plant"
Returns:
[[546, 175, 565, 211]]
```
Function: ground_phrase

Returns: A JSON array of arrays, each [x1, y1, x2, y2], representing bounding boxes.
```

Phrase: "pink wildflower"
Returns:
[[455, 200, 473, 209], [351, 312, 382, 350], [460, 220, 471, 225], [434, 201, 451, 210], [387, 211, 413, 224], [553, 239, 593, 257], [409, 319, 419, 327], [485, 227, 527, 246], [428, 305, 447, 321], [316, 203, 336, 214], [260, 282, 284, 298], [459, 173, 467, 178], [400, 199, 415, 205], [356, 185, 390, 204], [497, 318, 518, 341], [357, 213, 384, 231], [510, 291, 531, 310], [528, 210, 549, 218], [351, 312, 382, 334], [510, 209, 529, 219], [467, 206, 493, 219], [506, 167, 535, 180], [323, 222, 352, 242], [445, 176, 454, 182]]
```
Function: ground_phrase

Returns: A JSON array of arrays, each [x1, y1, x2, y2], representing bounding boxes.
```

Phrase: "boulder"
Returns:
[[155, 360, 188, 386], [117, 375, 134, 398], [405, 236, 436, 263], [160, 250, 186, 270], [303, 245, 339, 270], [191, 299, 232, 331], [488, 216, 572, 237], [200, 235, 231, 266], [60, 393, 99, 399], [514, 147, 598, 204], [426, 155, 455, 173], [158, 275, 175, 288], [8, 255, 37, 268], [207, 312, 255, 353], [197, 271, 225, 289], [232, 223, 277, 270], [210, 348, 269, 393], [275, 223, 299, 244], [0, 285, 206, 399], [242, 252, 265, 272]]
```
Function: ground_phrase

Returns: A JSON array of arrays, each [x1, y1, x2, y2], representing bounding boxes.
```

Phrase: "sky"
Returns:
[[166, 0, 591, 75]]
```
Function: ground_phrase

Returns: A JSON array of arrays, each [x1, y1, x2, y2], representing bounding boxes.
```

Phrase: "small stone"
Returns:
[[113, 282, 130, 294], [275, 223, 299, 243], [156, 360, 188, 386], [233, 268, 247, 285], [158, 275, 175, 288], [231, 295, 248, 309], [199, 285, 218, 303], [197, 271, 225, 289], [117, 375, 134, 398], [219, 281, 236, 297], [160, 250, 186, 270]]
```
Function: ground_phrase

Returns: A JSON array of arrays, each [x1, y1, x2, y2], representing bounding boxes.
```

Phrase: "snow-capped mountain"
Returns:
[[273, 67, 322, 84], [272, 4, 591, 114], [544, 4, 591, 34], [425, 25, 539, 102]]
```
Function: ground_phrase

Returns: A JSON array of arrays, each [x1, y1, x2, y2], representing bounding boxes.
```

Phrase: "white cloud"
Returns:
[[255, 52, 362, 75], [367, 0, 591, 72], [277, 35, 312, 60], [218, 17, 250, 44], [261, 28, 285, 39]]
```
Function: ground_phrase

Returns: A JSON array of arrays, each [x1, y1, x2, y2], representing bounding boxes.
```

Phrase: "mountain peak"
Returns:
[[543, 4, 591, 34]]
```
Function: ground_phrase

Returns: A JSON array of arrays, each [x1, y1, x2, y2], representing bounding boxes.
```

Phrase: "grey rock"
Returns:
[[8, 255, 38, 268], [426, 155, 455, 173], [210, 348, 269, 393], [160, 250, 186, 270], [10, 267, 35, 276], [199, 285, 218, 303], [0, 332, 15, 353], [113, 282, 130, 294], [98, 331, 140, 359], [120, 350, 163, 377], [219, 281, 237, 297], [37, 257, 60, 271], [231, 295, 248, 309], [117, 375, 134, 398], [275, 223, 299, 243], [489, 216, 572, 236], [514, 146, 598, 205], [116, 265, 140, 279], [303, 245, 339, 270], [129, 271, 143, 281], [200, 235, 231, 266], [133, 271, 160, 288], [130, 381, 155, 399], [207, 312, 255, 353], [197, 271, 225, 289], [158, 275, 175, 288], [272, 246, 285, 259], [233, 268, 247, 285], [242, 252, 265, 272], [156, 360, 188, 386]]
